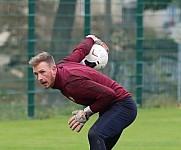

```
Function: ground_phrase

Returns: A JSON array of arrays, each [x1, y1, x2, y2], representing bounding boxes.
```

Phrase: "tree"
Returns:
[[50, 0, 77, 62], [144, 0, 171, 10], [104, 0, 112, 43], [144, 0, 181, 10]]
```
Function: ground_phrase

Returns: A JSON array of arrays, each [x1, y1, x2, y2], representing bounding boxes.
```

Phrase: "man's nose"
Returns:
[[37, 74, 43, 81]]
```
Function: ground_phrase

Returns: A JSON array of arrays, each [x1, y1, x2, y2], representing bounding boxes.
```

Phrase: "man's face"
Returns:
[[33, 62, 57, 89]]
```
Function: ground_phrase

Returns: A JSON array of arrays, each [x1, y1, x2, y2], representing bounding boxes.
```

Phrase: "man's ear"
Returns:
[[52, 65, 57, 75]]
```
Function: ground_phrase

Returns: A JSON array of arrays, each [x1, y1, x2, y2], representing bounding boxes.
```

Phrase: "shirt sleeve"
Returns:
[[66, 79, 117, 113], [59, 38, 94, 63]]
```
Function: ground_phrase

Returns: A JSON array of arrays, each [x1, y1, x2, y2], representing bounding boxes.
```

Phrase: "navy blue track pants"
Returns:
[[88, 97, 137, 150]]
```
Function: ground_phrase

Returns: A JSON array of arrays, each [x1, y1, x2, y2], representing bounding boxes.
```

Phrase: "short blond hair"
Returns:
[[29, 51, 55, 67]]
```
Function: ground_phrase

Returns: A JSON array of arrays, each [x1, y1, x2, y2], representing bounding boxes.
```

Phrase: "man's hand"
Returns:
[[72, 110, 88, 123], [98, 41, 109, 53], [86, 35, 99, 42], [86, 35, 109, 53], [68, 117, 85, 132], [68, 110, 88, 132], [68, 107, 94, 132]]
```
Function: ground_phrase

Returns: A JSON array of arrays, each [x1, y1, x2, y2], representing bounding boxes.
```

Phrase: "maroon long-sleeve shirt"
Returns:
[[52, 37, 131, 113]]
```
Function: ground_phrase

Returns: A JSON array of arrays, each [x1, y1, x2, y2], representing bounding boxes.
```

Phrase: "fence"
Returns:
[[0, 0, 181, 119]]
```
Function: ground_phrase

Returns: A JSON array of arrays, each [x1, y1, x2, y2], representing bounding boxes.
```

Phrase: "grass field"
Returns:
[[0, 107, 181, 150]]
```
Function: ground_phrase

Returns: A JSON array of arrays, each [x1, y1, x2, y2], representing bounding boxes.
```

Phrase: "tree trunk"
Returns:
[[104, 0, 112, 50], [51, 0, 77, 62]]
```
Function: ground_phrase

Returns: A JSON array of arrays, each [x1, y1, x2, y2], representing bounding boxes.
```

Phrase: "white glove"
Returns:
[[86, 35, 99, 42], [99, 41, 109, 53], [86, 35, 109, 53], [68, 107, 94, 132], [68, 110, 87, 132]]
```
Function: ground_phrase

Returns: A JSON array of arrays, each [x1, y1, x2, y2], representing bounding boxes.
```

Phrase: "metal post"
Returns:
[[136, 0, 143, 106], [177, 44, 181, 105], [84, 0, 90, 36], [28, 0, 35, 117]]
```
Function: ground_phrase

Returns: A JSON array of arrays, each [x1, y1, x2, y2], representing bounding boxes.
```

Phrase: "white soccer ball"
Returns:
[[81, 43, 108, 70]]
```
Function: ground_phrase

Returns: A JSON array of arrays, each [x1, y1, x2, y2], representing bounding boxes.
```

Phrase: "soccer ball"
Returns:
[[81, 43, 108, 70]]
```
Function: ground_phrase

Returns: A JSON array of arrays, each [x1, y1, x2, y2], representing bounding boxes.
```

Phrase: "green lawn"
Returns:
[[0, 107, 181, 150]]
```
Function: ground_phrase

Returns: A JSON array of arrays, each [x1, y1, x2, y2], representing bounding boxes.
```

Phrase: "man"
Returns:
[[29, 35, 137, 150]]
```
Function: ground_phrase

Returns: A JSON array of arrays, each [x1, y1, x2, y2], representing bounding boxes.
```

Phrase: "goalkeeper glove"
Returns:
[[86, 35, 99, 42], [68, 110, 87, 132], [86, 35, 109, 53], [68, 106, 94, 132]]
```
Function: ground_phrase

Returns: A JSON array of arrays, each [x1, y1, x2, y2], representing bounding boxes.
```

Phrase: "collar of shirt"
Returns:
[[51, 67, 61, 90]]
